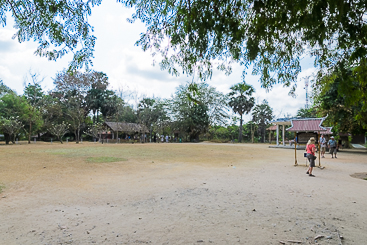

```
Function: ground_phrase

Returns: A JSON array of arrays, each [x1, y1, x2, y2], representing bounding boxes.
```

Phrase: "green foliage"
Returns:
[[0, 80, 14, 97], [228, 81, 255, 142], [1, 0, 100, 70], [296, 107, 317, 118], [84, 123, 105, 140], [48, 122, 69, 143], [313, 64, 367, 134], [170, 82, 228, 140], [116, 0, 367, 93], [252, 100, 273, 143], [0, 116, 24, 143]]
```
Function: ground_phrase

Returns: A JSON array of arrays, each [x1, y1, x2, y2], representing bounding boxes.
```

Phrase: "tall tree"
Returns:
[[171, 82, 227, 141], [296, 107, 317, 118], [252, 100, 273, 143], [228, 82, 255, 142], [53, 70, 105, 142], [313, 67, 366, 135], [23, 74, 45, 143]]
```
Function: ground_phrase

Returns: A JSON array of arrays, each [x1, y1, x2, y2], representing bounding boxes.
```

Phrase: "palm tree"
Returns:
[[228, 82, 255, 142], [252, 100, 273, 143]]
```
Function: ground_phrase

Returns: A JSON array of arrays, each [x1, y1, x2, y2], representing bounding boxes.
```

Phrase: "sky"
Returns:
[[0, 1, 316, 122]]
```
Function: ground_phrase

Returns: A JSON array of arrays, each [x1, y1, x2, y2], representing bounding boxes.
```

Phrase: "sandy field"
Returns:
[[0, 142, 366, 245]]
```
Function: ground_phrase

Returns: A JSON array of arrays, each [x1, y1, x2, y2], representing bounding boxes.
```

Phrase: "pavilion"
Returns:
[[286, 117, 333, 166], [269, 117, 294, 146]]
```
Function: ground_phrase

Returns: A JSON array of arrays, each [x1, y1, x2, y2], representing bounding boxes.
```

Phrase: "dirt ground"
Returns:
[[0, 142, 367, 245]]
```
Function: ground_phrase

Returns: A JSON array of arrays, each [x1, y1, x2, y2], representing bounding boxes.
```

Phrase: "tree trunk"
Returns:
[[238, 114, 243, 143], [75, 129, 80, 143], [28, 120, 32, 144], [4, 133, 10, 144]]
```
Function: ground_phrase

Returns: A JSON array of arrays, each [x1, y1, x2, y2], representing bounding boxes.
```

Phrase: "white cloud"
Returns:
[[0, 2, 317, 121]]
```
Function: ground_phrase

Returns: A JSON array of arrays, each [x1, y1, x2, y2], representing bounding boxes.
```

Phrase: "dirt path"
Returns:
[[1, 143, 366, 244]]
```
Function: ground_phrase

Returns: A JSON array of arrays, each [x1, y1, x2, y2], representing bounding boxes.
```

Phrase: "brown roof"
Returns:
[[266, 125, 278, 131], [287, 118, 327, 132], [104, 122, 149, 133]]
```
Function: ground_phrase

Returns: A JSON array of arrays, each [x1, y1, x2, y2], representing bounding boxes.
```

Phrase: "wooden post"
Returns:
[[318, 132, 321, 167], [294, 132, 298, 166]]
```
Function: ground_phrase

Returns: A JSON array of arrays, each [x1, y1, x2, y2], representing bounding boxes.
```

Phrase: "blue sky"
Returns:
[[0, 1, 316, 122]]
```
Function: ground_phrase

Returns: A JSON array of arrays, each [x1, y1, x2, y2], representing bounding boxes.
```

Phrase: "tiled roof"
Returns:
[[104, 122, 149, 133], [287, 118, 327, 132], [266, 125, 278, 131], [320, 127, 333, 135]]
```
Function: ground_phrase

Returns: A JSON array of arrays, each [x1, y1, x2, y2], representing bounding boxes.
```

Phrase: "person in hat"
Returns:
[[319, 134, 327, 158], [328, 136, 337, 158], [306, 137, 317, 177]]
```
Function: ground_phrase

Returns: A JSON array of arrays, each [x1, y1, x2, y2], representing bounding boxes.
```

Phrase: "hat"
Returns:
[[331, 136, 334, 138], [307, 137, 315, 145]]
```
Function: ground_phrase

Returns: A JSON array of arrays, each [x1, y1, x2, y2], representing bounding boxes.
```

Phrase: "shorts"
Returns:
[[330, 147, 337, 154], [307, 153, 316, 167], [321, 146, 326, 152]]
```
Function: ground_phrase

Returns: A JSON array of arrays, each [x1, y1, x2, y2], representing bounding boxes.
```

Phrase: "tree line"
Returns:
[[1, 0, 366, 143], [0, 70, 275, 144]]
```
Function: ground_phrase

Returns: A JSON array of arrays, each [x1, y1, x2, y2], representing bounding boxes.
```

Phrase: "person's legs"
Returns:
[[334, 148, 337, 158], [306, 154, 315, 176], [309, 155, 316, 176]]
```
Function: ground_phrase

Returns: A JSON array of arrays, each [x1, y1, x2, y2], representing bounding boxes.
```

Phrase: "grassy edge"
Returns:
[[86, 156, 128, 163]]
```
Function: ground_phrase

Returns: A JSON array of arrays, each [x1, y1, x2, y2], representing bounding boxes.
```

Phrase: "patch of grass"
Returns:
[[0, 184, 4, 194], [364, 178, 367, 181], [86, 156, 127, 163]]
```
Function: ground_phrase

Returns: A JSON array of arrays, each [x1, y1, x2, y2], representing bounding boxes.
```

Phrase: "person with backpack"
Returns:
[[328, 136, 337, 158]]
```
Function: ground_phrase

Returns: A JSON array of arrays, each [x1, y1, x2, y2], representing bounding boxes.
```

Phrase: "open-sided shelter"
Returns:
[[104, 122, 149, 139], [287, 117, 332, 166]]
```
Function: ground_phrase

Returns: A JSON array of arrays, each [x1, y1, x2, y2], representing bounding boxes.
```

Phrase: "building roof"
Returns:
[[320, 127, 333, 135], [104, 122, 149, 133], [287, 118, 327, 132], [270, 117, 294, 125], [266, 125, 278, 131]]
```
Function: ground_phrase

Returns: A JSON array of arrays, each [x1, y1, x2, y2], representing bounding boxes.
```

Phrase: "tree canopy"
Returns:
[[0, 0, 100, 70], [3, 0, 367, 91]]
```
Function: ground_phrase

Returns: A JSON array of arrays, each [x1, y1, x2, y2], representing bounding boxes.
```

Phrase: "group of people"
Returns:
[[306, 135, 338, 177]]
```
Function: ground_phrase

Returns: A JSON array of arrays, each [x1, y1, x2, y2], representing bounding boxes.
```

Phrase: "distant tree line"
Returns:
[[0, 71, 277, 144]]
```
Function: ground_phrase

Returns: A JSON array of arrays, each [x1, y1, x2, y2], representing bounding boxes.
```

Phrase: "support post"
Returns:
[[282, 125, 285, 146], [294, 132, 298, 166], [318, 132, 321, 167]]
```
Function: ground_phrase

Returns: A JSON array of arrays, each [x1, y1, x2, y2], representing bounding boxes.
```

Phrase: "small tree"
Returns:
[[48, 122, 69, 143], [84, 123, 105, 142], [1, 117, 24, 144]]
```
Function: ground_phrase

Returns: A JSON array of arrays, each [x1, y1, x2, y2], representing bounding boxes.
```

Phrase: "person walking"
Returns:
[[320, 134, 327, 158], [328, 136, 337, 158], [306, 137, 317, 177]]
